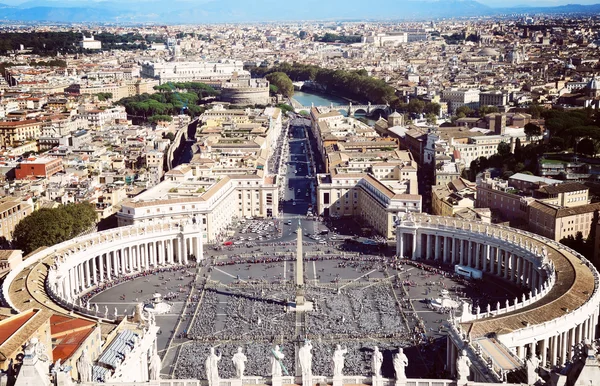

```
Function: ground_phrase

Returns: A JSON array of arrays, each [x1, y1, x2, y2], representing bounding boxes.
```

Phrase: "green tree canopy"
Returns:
[[13, 203, 97, 254], [266, 72, 294, 97], [524, 122, 541, 141]]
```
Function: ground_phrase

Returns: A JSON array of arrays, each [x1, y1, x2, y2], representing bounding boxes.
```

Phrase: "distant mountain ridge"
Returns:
[[0, 0, 599, 23]]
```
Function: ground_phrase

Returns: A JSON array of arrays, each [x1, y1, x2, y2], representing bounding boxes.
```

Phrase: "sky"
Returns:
[[2, 0, 600, 7]]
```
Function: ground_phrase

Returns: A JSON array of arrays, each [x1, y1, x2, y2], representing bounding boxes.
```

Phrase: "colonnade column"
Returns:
[[484, 244, 489, 272], [84, 261, 90, 288], [99, 254, 104, 282], [397, 232, 404, 257]]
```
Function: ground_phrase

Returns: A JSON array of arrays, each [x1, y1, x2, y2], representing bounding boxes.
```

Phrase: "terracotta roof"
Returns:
[[537, 182, 588, 195], [50, 314, 95, 336], [0, 309, 37, 346], [52, 325, 95, 362]]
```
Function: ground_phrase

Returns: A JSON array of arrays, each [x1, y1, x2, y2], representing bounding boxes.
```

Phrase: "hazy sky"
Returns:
[[2, 0, 600, 6], [0, 0, 600, 7]]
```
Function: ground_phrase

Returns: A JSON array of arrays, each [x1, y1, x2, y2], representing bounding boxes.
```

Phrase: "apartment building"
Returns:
[[441, 88, 480, 114], [316, 172, 421, 239], [0, 197, 33, 241], [432, 178, 476, 217], [479, 90, 508, 108], [15, 157, 63, 180], [528, 200, 600, 241], [0, 119, 42, 147]]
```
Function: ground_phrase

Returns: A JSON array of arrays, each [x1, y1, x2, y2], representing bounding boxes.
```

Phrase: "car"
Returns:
[[293, 201, 296, 206]]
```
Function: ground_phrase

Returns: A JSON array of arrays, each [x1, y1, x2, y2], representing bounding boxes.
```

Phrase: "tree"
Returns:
[[514, 137, 522, 161], [266, 72, 294, 97], [497, 141, 511, 157], [455, 105, 473, 117], [478, 105, 499, 116], [524, 123, 541, 141], [407, 99, 426, 115], [426, 113, 437, 125], [12, 203, 97, 254], [577, 138, 596, 157]]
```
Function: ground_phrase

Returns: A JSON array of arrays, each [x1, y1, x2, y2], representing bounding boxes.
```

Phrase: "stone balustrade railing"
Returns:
[[446, 322, 501, 383], [462, 272, 556, 322], [82, 377, 456, 386]]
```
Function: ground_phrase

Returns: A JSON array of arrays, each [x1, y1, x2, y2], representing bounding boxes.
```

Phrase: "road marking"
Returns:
[[213, 267, 246, 282], [339, 269, 377, 290]]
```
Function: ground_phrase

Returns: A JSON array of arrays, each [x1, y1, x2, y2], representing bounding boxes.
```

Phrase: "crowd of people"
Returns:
[[82, 264, 196, 303]]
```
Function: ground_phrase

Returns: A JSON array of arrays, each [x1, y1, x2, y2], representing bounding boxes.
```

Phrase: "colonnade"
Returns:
[[397, 231, 543, 290], [47, 223, 204, 308], [396, 214, 600, 379]]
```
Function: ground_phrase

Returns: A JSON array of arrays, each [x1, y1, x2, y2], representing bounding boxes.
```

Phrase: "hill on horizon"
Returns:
[[0, 0, 599, 23]]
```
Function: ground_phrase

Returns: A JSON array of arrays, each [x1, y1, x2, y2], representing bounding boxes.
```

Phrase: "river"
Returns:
[[291, 90, 349, 107], [292, 90, 377, 124]]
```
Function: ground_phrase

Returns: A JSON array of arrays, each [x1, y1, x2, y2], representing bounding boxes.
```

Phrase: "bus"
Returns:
[[454, 264, 483, 280]]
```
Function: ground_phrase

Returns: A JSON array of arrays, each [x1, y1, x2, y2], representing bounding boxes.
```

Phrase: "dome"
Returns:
[[478, 47, 499, 57]]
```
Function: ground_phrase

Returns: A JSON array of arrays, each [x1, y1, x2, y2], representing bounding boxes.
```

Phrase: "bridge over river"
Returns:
[[293, 101, 390, 117]]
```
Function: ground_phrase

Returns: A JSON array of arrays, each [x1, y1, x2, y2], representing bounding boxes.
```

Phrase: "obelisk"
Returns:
[[295, 219, 305, 306]]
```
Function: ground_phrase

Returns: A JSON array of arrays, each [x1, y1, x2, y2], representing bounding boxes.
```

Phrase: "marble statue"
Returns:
[[149, 351, 161, 381], [104, 305, 108, 318], [526, 354, 540, 384], [456, 350, 471, 384], [77, 349, 92, 383], [114, 307, 118, 318], [372, 346, 383, 377], [271, 345, 285, 377], [232, 347, 247, 379], [205, 347, 221, 386], [52, 359, 62, 373], [393, 348, 408, 380], [299, 340, 313, 386], [333, 344, 348, 377], [133, 303, 148, 325], [94, 304, 99, 313]]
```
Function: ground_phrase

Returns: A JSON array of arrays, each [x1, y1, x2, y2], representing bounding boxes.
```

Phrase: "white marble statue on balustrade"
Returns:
[[76, 349, 92, 383], [271, 345, 285, 377], [133, 303, 149, 325], [486, 304, 491, 313], [114, 307, 118, 318], [505, 299, 509, 309], [149, 350, 161, 381], [393, 348, 408, 381], [456, 349, 471, 385], [232, 347, 247, 379], [94, 304, 98, 313], [206, 347, 221, 386], [333, 344, 348, 377], [85, 301, 90, 311], [104, 305, 108, 318], [526, 354, 540, 385], [52, 359, 62, 374], [298, 340, 312, 386], [372, 346, 383, 378]]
